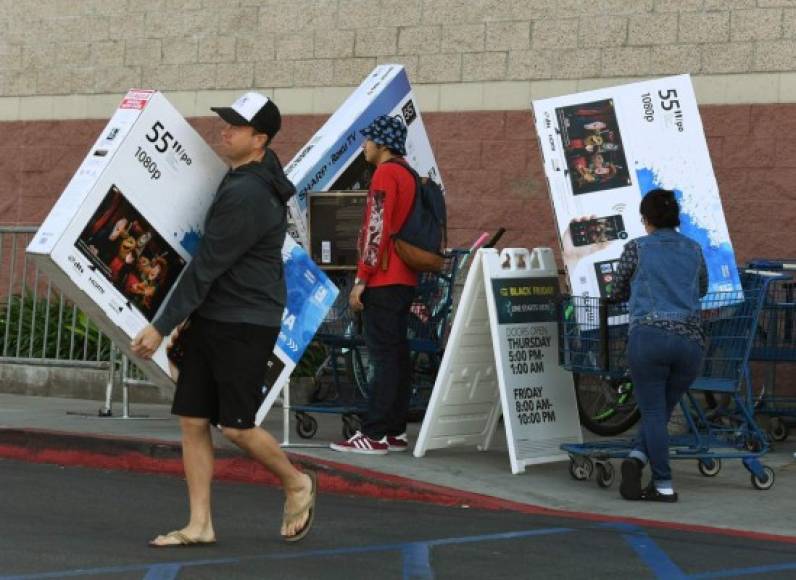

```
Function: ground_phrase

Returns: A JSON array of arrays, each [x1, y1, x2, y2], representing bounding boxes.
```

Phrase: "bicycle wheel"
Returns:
[[574, 373, 640, 436], [343, 346, 372, 400]]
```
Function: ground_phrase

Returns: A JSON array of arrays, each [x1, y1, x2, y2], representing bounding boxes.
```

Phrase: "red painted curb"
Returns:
[[1, 428, 795, 545]]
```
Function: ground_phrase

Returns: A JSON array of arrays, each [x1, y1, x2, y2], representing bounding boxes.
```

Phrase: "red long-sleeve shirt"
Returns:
[[356, 158, 418, 288]]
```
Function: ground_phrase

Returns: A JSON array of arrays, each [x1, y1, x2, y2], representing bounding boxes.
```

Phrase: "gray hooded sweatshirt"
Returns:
[[153, 148, 296, 336]]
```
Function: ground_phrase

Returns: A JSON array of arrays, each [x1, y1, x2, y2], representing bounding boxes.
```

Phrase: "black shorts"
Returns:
[[171, 315, 279, 429]]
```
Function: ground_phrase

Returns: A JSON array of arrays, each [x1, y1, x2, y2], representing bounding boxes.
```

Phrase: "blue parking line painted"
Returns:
[[0, 527, 573, 579], [7, 525, 788, 580], [142, 564, 181, 580], [426, 527, 573, 547], [402, 543, 433, 580], [604, 523, 687, 580], [689, 561, 796, 579]]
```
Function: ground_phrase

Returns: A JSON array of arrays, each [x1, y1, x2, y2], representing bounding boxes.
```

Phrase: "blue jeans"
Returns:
[[361, 285, 415, 440], [628, 325, 704, 484]]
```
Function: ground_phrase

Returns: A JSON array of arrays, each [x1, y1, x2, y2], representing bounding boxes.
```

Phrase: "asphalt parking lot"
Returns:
[[1, 459, 795, 579]]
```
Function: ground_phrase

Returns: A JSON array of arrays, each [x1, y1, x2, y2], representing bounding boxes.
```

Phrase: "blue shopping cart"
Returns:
[[558, 270, 782, 491], [746, 259, 796, 442], [290, 250, 467, 440]]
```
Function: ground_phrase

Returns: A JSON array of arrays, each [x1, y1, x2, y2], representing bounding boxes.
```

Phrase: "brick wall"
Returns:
[[1, 103, 794, 264], [2, 0, 796, 97]]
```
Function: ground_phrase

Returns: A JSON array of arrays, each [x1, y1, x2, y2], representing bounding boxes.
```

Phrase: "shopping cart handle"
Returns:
[[483, 228, 506, 249], [747, 259, 796, 271]]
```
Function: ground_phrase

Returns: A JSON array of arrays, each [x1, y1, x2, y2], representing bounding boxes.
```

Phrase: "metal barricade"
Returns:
[[0, 226, 158, 417]]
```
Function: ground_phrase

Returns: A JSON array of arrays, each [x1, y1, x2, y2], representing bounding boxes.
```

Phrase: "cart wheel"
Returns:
[[295, 413, 318, 439], [568, 456, 592, 481], [751, 466, 775, 490], [595, 462, 615, 488], [342, 414, 362, 439], [698, 458, 722, 477], [768, 418, 789, 442]]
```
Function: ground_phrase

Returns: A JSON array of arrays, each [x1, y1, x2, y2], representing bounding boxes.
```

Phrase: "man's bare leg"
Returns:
[[222, 426, 312, 538], [150, 416, 216, 545]]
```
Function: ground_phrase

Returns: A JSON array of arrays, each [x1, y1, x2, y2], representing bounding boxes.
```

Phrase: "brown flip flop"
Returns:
[[148, 530, 217, 548], [282, 470, 317, 543]]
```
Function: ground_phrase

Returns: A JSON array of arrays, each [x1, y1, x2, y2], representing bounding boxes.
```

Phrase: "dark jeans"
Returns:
[[628, 324, 704, 483], [361, 284, 415, 440]]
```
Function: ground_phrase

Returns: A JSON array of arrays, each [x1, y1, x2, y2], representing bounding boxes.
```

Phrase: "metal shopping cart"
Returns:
[[558, 270, 782, 491], [290, 250, 467, 440], [746, 259, 796, 442]]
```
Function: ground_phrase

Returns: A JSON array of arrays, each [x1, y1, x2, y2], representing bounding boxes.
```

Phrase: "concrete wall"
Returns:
[[0, 361, 174, 403], [2, 0, 796, 98]]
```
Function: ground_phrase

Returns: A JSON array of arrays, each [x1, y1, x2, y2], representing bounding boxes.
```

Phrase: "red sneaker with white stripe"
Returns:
[[330, 431, 389, 455], [386, 433, 409, 452]]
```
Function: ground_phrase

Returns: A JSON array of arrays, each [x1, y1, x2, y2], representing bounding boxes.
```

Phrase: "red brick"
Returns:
[[188, 117, 222, 147], [501, 167, 549, 202], [445, 206, 469, 231], [425, 111, 507, 142], [725, 197, 780, 229], [0, 152, 21, 197], [469, 198, 536, 230], [721, 136, 776, 169], [480, 140, 529, 174], [0, 122, 26, 149], [742, 168, 796, 201], [22, 119, 105, 148], [714, 168, 750, 199], [699, 105, 751, 137], [18, 195, 56, 225], [728, 228, 790, 264], [774, 137, 796, 168], [21, 152, 53, 173], [0, 196, 19, 224], [722, 197, 794, 262], [436, 140, 482, 171], [279, 114, 325, 144], [706, 137, 723, 168], [19, 169, 70, 198], [749, 104, 796, 137], [0, 108, 792, 273], [443, 168, 502, 202], [503, 110, 535, 141], [52, 147, 89, 175], [447, 227, 489, 249]]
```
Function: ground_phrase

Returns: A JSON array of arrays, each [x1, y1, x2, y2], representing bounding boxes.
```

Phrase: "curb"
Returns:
[[2, 427, 795, 545]]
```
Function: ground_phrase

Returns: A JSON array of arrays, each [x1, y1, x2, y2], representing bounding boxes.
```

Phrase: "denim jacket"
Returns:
[[609, 228, 708, 344], [629, 228, 705, 325]]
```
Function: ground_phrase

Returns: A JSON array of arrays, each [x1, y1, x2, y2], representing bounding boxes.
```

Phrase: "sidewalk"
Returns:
[[1, 392, 794, 539]]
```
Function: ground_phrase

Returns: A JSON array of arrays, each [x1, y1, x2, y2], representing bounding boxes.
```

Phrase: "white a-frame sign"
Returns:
[[414, 248, 582, 474]]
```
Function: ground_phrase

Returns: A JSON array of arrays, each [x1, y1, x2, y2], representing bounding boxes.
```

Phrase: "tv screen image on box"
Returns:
[[556, 99, 631, 196], [75, 184, 186, 321]]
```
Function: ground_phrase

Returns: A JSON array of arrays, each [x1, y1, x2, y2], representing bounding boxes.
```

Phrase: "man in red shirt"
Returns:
[[330, 115, 417, 455]]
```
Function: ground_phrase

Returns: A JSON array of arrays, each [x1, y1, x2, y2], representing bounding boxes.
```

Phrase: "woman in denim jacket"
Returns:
[[609, 189, 708, 502]]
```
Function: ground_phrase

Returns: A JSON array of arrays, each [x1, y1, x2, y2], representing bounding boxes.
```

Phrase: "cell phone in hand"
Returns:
[[570, 215, 627, 247]]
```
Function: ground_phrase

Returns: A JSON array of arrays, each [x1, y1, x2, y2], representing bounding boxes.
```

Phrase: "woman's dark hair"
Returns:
[[640, 188, 680, 228]]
